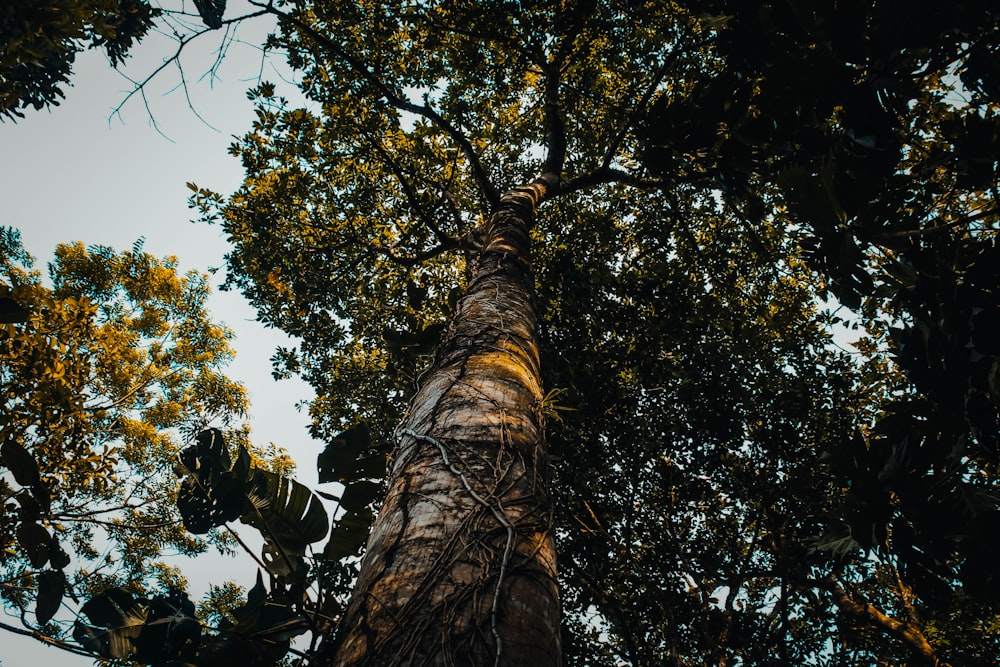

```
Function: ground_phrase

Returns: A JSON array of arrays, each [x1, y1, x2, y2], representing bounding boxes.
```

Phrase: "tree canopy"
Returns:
[[4, 1, 1000, 665], [0, 228, 292, 654], [0, 0, 159, 119]]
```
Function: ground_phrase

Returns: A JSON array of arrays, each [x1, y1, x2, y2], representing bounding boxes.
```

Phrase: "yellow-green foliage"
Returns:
[[0, 228, 281, 630]]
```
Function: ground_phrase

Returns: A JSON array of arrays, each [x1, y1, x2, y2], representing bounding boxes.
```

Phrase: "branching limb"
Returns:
[[369, 138, 457, 248], [819, 574, 952, 667], [110, 7, 273, 130], [868, 204, 1000, 243], [563, 166, 666, 194], [539, 5, 588, 177], [600, 31, 714, 170]]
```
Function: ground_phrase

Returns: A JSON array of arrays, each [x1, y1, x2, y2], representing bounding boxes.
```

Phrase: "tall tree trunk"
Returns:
[[330, 182, 561, 666]]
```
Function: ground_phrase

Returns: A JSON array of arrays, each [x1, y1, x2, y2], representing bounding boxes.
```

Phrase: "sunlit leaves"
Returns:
[[0, 229, 260, 647]]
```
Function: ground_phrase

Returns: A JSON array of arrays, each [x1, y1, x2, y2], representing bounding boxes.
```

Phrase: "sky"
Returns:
[[0, 9, 322, 665]]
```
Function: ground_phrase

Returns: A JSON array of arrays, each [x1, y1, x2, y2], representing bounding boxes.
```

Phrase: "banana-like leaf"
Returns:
[[241, 470, 329, 555], [73, 588, 146, 658]]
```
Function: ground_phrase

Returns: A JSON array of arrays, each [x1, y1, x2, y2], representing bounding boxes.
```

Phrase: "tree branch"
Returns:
[[563, 166, 666, 194], [868, 204, 1000, 243], [539, 5, 589, 177], [0, 619, 95, 657], [369, 138, 457, 247], [600, 32, 713, 171], [819, 575, 951, 667], [110, 7, 273, 132]]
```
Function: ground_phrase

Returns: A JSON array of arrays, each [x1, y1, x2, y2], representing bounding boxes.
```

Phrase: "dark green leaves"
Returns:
[[1, 0, 160, 119], [0, 295, 29, 322], [324, 508, 374, 562], [73, 589, 200, 663], [382, 322, 447, 358], [317, 423, 381, 561], [16, 522, 52, 569], [73, 588, 148, 659], [317, 423, 374, 483], [175, 429, 330, 578], [340, 480, 381, 512], [198, 572, 307, 665], [2, 439, 41, 486], [176, 429, 252, 534], [72, 579, 308, 666], [35, 570, 65, 625], [242, 469, 329, 576]]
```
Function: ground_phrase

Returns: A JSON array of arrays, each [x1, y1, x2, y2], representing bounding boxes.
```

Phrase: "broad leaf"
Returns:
[[35, 569, 64, 625], [317, 422, 375, 483], [324, 509, 374, 561], [2, 439, 40, 486], [339, 480, 382, 512], [74, 588, 146, 659], [16, 521, 50, 568], [242, 469, 329, 555]]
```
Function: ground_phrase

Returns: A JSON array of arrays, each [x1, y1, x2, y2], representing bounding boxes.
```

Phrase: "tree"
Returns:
[[197, 3, 722, 664], [0, 228, 290, 654], [6, 0, 1000, 664], [190, 1, 999, 665]]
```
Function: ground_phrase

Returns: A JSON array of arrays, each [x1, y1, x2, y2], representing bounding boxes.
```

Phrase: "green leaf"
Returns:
[[241, 469, 329, 552], [74, 588, 146, 659], [177, 472, 247, 534], [48, 538, 71, 569], [324, 508, 374, 561], [340, 480, 382, 512], [0, 295, 29, 323], [17, 521, 51, 568], [317, 423, 372, 483], [2, 439, 41, 486], [406, 281, 428, 310], [177, 428, 231, 483], [35, 569, 64, 625], [176, 433, 251, 534]]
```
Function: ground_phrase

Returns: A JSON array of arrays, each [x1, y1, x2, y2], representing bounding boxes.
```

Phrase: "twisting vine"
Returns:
[[396, 428, 516, 667]]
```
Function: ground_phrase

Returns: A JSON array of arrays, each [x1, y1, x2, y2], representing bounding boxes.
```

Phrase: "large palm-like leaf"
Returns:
[[242, 469, 329, 557]]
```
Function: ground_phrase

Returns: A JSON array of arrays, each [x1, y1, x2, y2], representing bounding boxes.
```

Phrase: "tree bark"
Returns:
[[330, 181, 561, 666]]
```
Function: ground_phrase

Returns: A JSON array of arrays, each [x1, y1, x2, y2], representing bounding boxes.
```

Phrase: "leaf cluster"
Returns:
[[0, 0, 159, 119], [0, 229, 270, 647], [642, 0, 1000, 622]]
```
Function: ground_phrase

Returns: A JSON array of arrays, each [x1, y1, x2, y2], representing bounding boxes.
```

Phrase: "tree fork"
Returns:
[[329, 181, 561, 666]]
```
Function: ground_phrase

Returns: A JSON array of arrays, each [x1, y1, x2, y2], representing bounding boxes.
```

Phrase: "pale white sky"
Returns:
[[0, 8, 323, 665]]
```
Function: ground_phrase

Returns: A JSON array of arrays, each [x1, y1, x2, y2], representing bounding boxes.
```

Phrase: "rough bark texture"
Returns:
[[331, 182, 561, 666]]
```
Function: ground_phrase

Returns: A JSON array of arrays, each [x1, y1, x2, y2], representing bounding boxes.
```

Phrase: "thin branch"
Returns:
[[868, 204, 1000, 243], [0, 619, 94, 657], [600, 32, 714, 170], [563, 166, 666, 194], [539, 4, 589, 177], [369, 138, 453, 243], [110, 7, 272, 125], [56, 496, 165, 519], [173, 58, 222, 132], [223, 525, 270, 572], [369, 239, 459, 268]]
